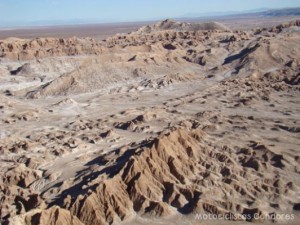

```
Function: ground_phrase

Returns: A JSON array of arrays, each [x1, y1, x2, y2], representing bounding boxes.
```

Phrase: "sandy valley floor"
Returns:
[[0, 18, 299, 225]]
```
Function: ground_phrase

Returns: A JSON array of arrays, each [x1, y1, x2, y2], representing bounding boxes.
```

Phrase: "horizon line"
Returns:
[[0, 6, 299, 29]]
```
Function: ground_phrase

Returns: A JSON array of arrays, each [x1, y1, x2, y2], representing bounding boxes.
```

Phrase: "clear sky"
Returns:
[[0, 0, 299, 26]]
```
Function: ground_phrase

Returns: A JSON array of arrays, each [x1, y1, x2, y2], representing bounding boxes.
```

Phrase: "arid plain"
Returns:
[[0, 17, 300, 225]]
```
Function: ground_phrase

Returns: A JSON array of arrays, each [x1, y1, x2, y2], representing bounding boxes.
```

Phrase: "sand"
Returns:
[[0, 18, 299, 225]]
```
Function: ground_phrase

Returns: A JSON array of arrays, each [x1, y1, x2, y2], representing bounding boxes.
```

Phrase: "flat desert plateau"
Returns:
[[0, 18, 300, 225]]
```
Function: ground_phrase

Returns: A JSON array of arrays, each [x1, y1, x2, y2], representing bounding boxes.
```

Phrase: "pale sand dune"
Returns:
[[0, 19, 299, 225]]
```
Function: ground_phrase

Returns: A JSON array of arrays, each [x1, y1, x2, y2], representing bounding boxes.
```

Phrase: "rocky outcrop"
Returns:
[[1, 19, 300, 225], [18, 127, 296, 225], [0, 37, 102, 60], [136, 19, 230, 34]]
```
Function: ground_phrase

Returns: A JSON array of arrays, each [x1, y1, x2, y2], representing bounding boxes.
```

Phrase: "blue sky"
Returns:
[[0, 0, 299, 26]]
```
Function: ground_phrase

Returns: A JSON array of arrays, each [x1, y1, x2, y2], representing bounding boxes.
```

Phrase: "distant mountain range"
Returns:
[[182, 8, 269, 18], [181, 7, 300, 19], [261, 7, 300, 17]]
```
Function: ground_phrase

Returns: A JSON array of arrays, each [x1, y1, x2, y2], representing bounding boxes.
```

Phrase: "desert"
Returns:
[[0, 11, 300, 225]]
